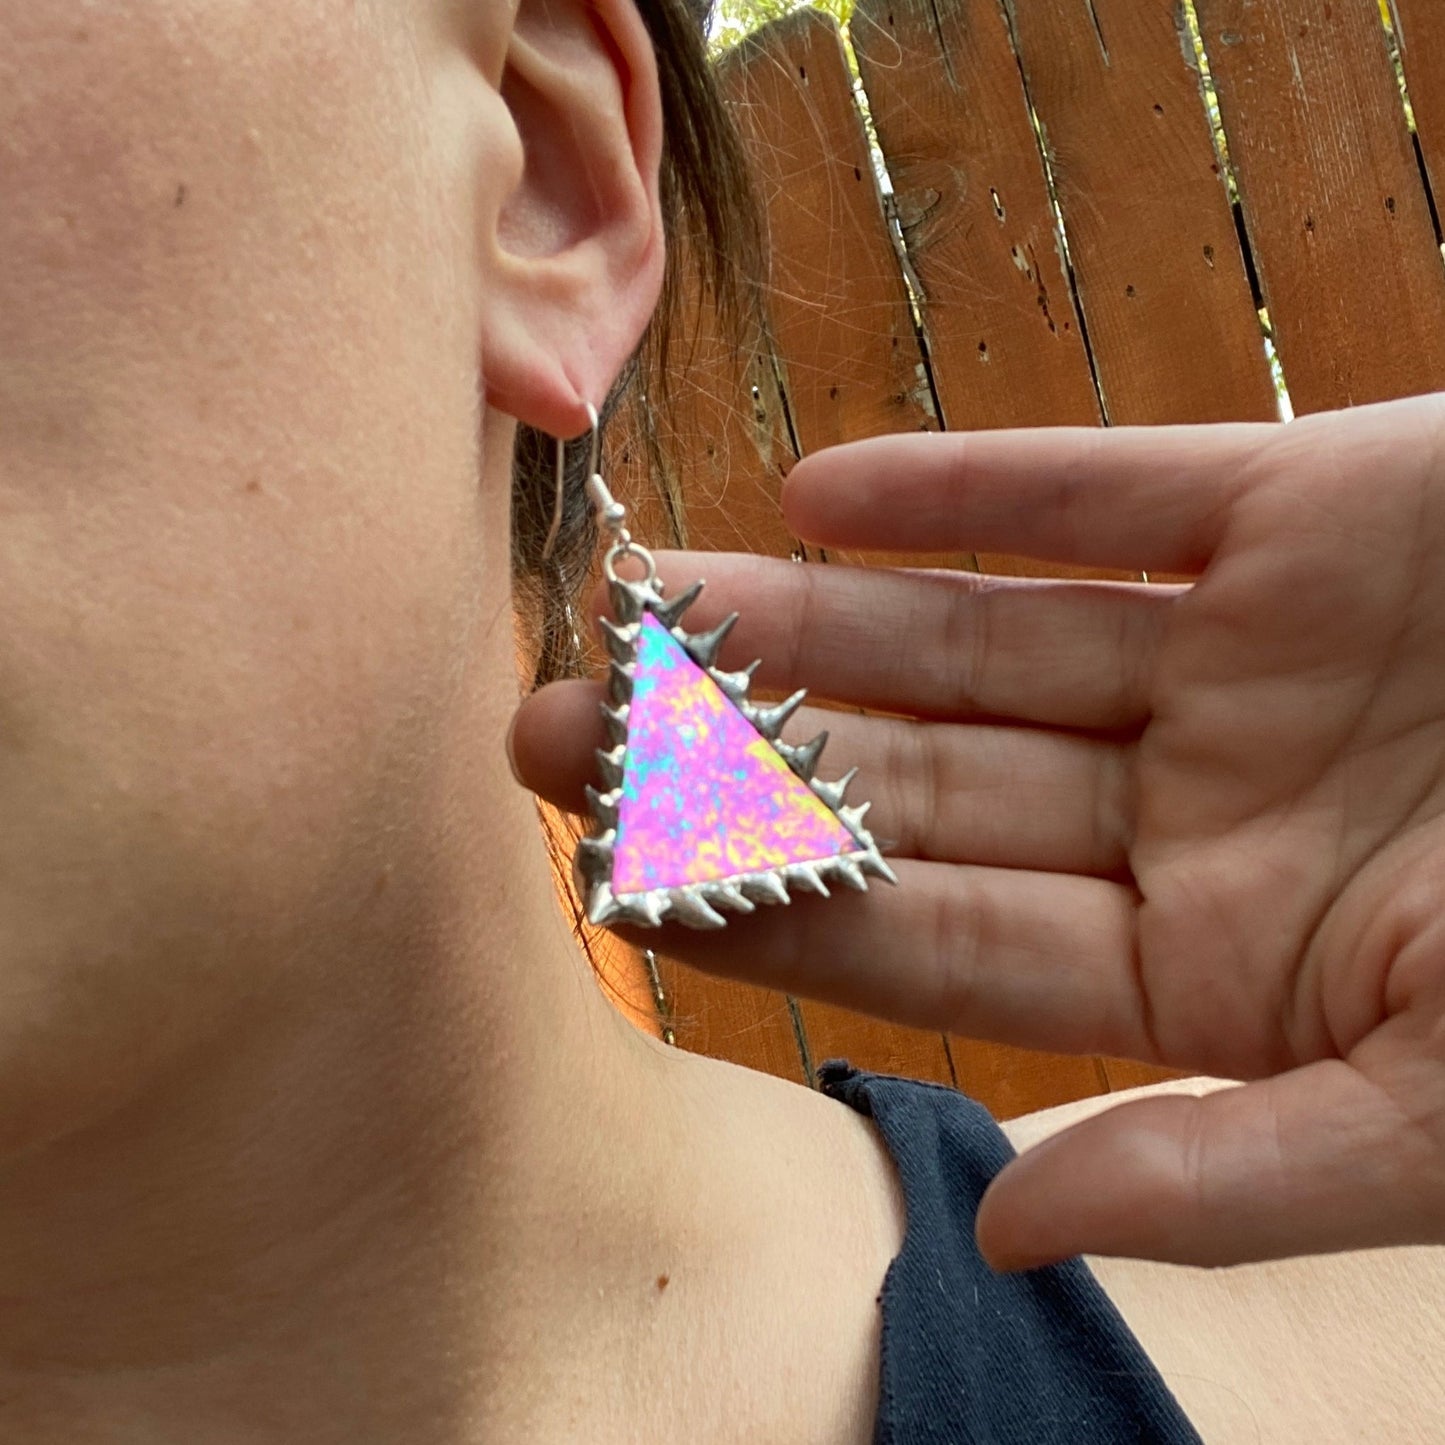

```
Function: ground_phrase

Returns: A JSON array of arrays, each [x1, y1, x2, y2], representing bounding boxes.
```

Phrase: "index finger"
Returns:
[[784, 423, 1281, 574]]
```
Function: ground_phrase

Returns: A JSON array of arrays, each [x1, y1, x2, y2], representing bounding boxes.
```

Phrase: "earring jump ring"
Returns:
[[603, 539, 658, 588]]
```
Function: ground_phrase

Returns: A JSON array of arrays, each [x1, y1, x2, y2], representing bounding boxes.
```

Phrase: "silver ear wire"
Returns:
[[541, 403, 605, 564], [540, 428, 568, 564], [586, 402, 601, 483]]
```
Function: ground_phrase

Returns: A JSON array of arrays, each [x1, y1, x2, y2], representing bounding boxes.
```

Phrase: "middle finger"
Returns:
[[795, 706, 1132, 877], [638, 552, 1180, 731]]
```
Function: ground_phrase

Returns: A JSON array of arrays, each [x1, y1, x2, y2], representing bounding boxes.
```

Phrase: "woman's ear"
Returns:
[[481, 0, 666, 438]]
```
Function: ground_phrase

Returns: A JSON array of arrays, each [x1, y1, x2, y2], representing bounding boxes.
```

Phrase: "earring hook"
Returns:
[[540, 403, 604, 564]]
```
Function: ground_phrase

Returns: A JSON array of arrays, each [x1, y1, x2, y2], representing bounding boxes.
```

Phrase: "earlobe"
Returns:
[[480, 0, 666, 438]]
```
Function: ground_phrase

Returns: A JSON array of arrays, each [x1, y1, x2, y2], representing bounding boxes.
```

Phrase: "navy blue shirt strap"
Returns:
[[818, 1061, 1201, 1444]]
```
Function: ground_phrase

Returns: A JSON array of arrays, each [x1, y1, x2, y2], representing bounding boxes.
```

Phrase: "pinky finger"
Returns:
[[976, 1058, 1445, 1270]]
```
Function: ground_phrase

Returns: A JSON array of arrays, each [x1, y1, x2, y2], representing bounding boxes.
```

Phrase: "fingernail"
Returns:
[[504, 709, 523, 785]]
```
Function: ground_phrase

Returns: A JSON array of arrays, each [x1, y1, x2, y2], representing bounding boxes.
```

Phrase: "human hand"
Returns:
[[509, 394, 1445, 1270]]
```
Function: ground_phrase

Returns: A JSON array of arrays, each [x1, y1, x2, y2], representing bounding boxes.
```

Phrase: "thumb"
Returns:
[[976, 1061, 1445, 1269], [507, 678, 606, 813]]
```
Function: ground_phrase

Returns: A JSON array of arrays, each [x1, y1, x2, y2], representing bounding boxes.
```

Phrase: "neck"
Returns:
[[0, 446, 903, 1443], [0, 595, 704, 1439], [0, 738, 903, 1445]]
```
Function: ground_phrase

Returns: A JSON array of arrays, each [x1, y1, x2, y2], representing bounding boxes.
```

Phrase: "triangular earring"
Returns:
[[560, 410, 895, 931]]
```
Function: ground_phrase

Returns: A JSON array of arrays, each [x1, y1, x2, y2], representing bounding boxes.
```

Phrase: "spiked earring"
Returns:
[[563, 406, 896, 931]]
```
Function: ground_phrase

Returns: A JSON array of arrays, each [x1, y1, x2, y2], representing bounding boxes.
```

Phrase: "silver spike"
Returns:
[[747, 689, 807, 741], [586, 885, 619, 927], [813, 766, 858, 811], [634, 892, 667, 927], [789, 863, 830, 897], [839, 800, 872, 834], [575, 835, 614, 883], [779, 730, 828, 781], [584, 785, 619, 831], [858, 852, 900, 885], [650, 581, 704, 628], [667, 892, 729, 929], [833, 858, 868, 892], [600, 702, 630, 745], [741, 873, 791, 906], [714, 883, 756, 913], [712, 660, 760, 704], [608, 581, 644, 625], [610, 897, 645, 926], [681, 612, 739, 668], [595, 744, 625, 790], [607, 660, 634, 705], [599, 617, 639, 662]]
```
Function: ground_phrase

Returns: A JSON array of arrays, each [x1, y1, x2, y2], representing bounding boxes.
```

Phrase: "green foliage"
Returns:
[[709, 0, 853, 57]]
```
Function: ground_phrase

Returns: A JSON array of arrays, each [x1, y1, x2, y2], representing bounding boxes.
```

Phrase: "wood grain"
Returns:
[[653, 956, 811, 1085], [850, 0, 1131, 582], [1198, 0, 1445, 411], [718, 10, 936, 455], [950, 1039, 1113, 1120], [718, 11, 971, 573], [704, 10, 967, 1087], [612, 281, 801, 561], [1390, 0, 1445, 209], [850, 0, 1102, 433], [841, 1, 1203, 1105], [799, 1000, 957, 1085], [1004, 0, 1280, 427]]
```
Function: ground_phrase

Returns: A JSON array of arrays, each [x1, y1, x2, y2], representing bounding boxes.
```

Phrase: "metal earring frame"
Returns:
[[562, 407, 896, 931]]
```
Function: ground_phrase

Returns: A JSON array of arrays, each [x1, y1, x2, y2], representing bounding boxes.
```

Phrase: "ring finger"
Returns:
[[512, 683, 1133, 878]]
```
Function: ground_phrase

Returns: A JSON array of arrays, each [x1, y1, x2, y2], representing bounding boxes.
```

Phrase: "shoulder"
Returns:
[[821, 1062, 1201, 1445], [1007, 1077, 1445, 1443]]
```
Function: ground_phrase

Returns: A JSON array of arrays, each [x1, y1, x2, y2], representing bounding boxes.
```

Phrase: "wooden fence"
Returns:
[[591, 0, 1445, 1116]]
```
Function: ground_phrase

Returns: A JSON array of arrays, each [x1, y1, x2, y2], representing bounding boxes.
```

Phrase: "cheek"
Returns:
[[0, 3, 472, 457], [0, 3, 501, 1141], [0, 3, 489, 777], [0, 0, 483, 808]]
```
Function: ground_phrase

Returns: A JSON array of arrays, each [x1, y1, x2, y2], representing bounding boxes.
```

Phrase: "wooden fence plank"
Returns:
[[850, 0, 1102, 433], [712, 7, 1174, 1106], [851, 0, 1132, 582], [609, 285, 800, 561], [1101, 1056, 1193, 1092], [654, 956, 812, 1085], [719, 9, 975, 575], [1003, 0, 1280, 427], [799, 1000, 957, 1085], [847, 0, 1121, 587], [719, 10, 936, 455], [710, 9, 965, 1085], [1197, 0, 1445, 411], [951, 1040, 1111, 1121], [845, 0, 1190, 1102], [1390, 0, 1445, 209]]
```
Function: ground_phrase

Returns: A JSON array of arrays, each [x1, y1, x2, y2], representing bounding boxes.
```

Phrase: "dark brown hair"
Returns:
[[510, 0, 762, 688]]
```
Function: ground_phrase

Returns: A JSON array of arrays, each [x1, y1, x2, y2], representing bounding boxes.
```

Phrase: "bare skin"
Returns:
[[10, 0, 1441, 1436], [0, 3, 905, 1441], [513, 395, 1445, 1271]]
